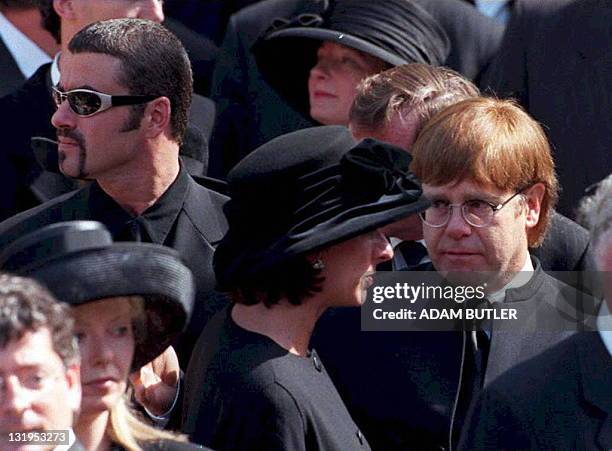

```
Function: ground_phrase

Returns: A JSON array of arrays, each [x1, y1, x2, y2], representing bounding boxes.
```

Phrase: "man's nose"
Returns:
[[444, 206, 472, 239], [139, 0, 165, 23]]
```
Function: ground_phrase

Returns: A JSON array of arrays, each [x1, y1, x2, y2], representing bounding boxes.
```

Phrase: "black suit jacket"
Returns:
[[0, 63, 217, 221], [531, 210, 592, 272], [311, 260, 595, 450], [480, 0, 612, 218], [209, 0, 504, 177], [460, 331, 612, 450], [0, 169, 229, 366], [0, 37, 26, 97]]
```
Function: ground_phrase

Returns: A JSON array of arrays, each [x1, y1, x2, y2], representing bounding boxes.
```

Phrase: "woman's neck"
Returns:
[[75, 411, 112, 451], [231, 299, 326, 356]]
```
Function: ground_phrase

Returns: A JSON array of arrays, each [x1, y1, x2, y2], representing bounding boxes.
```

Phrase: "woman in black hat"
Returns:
[[182, 126, 431, 450], [0, 221, 208, 451], [254, 0, 449, 127]]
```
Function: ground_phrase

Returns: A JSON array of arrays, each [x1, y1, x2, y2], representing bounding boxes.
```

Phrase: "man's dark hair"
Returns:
[[38, 0, 60, 44], [231, 257, 324, 308], [0, 0, 40, 9], [69, 18, 193, 144], [0, 273, 78, 366]]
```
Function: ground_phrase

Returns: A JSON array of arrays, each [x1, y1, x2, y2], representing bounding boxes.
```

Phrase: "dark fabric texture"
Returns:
[[311, 258, 597, 450], [182, 307, 371, 451], [0, 36, 27, 97], [0, 167, 229, 367], [480, 0, 612, 218], [459, 332, 612, 451], [214, 127, 430, 289], [0, 63, 216, 221], [164, 17, 220, 97], [209, 0, 504, 178]]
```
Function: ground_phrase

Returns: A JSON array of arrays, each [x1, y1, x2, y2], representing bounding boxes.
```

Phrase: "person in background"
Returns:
[[209, 0, 503, 178], [0, 220, 210, 451], [480, 0, 612, 218], [0, 273, 83, 450], [0, 0, 58, 96]]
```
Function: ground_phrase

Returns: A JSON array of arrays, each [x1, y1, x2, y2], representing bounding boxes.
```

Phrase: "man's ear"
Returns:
[[142, 97, 171, 140], [523, 182, 546, 230], [53, 0, 77, 20]]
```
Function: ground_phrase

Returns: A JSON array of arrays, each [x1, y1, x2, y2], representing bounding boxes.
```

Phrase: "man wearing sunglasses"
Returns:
[[0, 19, 228, 373], [0, 0, 217, 221]]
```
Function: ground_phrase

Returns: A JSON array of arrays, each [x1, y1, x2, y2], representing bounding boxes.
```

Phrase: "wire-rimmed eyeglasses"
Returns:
[[419, 190, 526, 228]]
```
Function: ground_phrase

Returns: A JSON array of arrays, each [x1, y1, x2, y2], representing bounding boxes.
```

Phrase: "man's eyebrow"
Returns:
[[55, 84, 99, 92]]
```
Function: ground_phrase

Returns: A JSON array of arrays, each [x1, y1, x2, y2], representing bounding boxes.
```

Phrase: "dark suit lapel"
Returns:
[[577, 333, 612, 450]]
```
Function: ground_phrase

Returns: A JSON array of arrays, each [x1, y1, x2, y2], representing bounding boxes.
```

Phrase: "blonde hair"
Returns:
[[107, 395, 186, 451], [411, 97, 559, 247]]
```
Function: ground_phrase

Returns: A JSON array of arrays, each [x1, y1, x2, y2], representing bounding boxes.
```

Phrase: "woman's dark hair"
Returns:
[[230, 257, 324, 308]]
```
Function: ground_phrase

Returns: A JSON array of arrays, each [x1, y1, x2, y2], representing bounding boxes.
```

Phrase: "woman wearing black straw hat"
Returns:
[[182, 126, 430, 450], [253, 0, 449, 127], [209, 0, 449, 177], [0, 221, 210, 451]]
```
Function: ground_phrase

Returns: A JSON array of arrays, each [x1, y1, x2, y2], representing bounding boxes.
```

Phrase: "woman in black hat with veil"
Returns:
[[0, 221, 208, 451], [182, 126, 431, 450]]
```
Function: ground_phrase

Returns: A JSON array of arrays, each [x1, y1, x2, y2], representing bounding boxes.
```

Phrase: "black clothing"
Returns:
[[111, 438, 212, 450], [0, 37, 26, 97], [531, 211, 592, 272], [311, 259, 596, 450], [183, 308, 371, 451], [459, 332, 612, 450], [164, 18, 220, 97], [0, 63, 216, 221], [0, 167, 229, 366], [480, 0, 612, 217], [209, 0, 503, 177]]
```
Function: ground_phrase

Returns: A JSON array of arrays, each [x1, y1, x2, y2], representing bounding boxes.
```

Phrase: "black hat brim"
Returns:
[[18, 244, 194, 369], [216, 192, 430, 288], [254, 27, 406, 118]]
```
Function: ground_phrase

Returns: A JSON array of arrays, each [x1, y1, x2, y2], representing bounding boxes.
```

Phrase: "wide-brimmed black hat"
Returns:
[[253, 0, 450, 116], [214, 125, 430, 290], [0, 221, 194, 368]]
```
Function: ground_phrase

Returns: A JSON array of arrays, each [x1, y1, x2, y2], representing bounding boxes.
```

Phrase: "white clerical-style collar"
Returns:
[[488, 254, 534, 303], [51, 52, 61, 86], [0, 12, 52, 79], [597, 301, 612, 358], [53, 428, 76, 451]]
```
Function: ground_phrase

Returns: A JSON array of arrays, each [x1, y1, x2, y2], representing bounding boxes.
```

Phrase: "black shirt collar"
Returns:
[[88, 167, 190, 244]]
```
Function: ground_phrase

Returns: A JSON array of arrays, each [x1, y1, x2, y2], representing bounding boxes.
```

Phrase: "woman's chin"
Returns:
[[80, 393, 121, 416]]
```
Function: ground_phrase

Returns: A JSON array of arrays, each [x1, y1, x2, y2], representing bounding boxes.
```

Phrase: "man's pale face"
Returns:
[[0, 329, 80, 451], [65, 0, 164, 29], [52, 52, 144, 180], [308, 41, 387, 125], [422, 179, 534, 288]]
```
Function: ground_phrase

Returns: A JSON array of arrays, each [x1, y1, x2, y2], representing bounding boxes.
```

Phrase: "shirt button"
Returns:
[[312, 354, 322, 372], [356, 430, 364, 445]]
